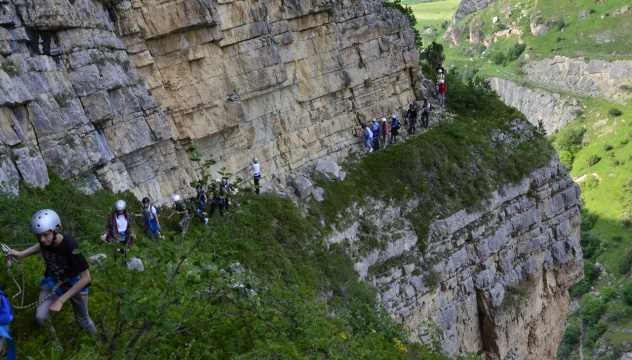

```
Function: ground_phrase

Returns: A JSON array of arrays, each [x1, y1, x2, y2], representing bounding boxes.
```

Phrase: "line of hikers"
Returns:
[[361, 98, 433, 153]]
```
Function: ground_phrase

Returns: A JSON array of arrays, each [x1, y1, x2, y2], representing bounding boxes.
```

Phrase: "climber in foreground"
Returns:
[[4, 209, 96, 341]]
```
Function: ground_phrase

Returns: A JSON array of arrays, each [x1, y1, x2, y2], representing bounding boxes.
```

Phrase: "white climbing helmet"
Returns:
[[172, 194, 181, 202], [392, 114, 396, 119], [115, 200, 126, 211], [253, 157, 258, 163], [29, 209, 61, 235], [381, 118, 386, 122]]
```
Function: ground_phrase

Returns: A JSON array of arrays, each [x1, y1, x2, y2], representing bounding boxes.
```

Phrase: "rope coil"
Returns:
[[2, 244, 64, 310]]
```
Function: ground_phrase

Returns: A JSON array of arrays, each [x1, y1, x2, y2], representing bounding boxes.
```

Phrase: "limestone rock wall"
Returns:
[[327, 153, 583, 359], [522, 56, 632, 100], [0, 0, 421, 202], [489, 77, 581, 135]]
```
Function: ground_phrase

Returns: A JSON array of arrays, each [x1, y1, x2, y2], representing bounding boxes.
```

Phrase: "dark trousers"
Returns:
[[224, 197, 230, 211], [408, 118, 417, 134], [373, 136, 380, 150], [421, 111, 429, 128], [210, 199, 224, 217], [254, 175, 260, 194]]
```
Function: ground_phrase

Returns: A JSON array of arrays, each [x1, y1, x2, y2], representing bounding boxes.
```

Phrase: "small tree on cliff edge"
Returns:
[[422, 41, 445, 70]]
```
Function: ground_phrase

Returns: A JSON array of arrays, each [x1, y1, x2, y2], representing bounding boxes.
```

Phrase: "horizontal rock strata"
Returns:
[[0, 0, 422, 202], [489, 77, 581, 135], [328, 154, 583, 359]]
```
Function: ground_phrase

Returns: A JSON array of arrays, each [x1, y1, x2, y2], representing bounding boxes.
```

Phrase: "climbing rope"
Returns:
[[2, 244, 64, 310]]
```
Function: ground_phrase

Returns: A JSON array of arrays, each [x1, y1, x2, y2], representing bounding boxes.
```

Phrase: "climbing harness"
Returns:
[[1, 244, 64, 310]]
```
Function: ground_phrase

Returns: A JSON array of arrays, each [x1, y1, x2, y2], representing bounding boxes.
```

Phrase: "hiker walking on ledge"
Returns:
[[249, 157, 261, 194]]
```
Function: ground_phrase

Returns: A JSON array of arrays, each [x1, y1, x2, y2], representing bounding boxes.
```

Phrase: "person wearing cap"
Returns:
[[134, 197, 162, 241], [381, 118, 389, 148], [168, 194, 191, 230], [371, 118, 381, 151], [390, 114, 400, 144], [100, 200, 136, 257], [189, 184, 208, 224], [249, 157, 261, 195], [4, 210, 96, 340]]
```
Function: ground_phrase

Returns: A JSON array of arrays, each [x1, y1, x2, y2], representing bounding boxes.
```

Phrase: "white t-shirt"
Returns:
[[116, 214, 128, 233], [251, 163, 261, 175]]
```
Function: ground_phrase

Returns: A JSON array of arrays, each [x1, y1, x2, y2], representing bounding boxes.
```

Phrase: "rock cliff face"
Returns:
[[522, 56, 632, 100], [0, 0, 421, 201], [328, 152, 583, 359], [489, 77, 581, 135]]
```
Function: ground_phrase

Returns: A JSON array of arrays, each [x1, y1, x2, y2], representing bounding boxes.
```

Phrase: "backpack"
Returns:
[[152, 205, 160, 217], [0, 289, 14, 325]]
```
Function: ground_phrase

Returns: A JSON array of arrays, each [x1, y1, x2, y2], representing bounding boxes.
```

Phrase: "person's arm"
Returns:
[[153, 210, 160, 227], [168, 210, 176, 219], [5, 243, 41, 260], [48, 269, 91, 315]]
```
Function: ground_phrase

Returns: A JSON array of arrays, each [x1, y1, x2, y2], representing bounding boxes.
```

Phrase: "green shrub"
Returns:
[[581, 209, 598, 231], [617, 248, 632, 275], [555, 127, 586, 153], [506, 43, 526, 62], [579, 294, 606, 325], [559, 151, 573, 169], [582, 320, 607, 348], [601, 287, 618, 302], [586, 154, 600, 166], [2, 60, 19, 75], [580, 174, 599, 191], [492, 52, 506, 65], [562, 320, 581, 345], [364, 78, 373, 88], [421, 41, 445, 70], [580, 232, 601, 260], [609, 108, 622, 116], [622, 282, 632, 305], [603, 144, 613, 151], [424, 270, 442, 289]]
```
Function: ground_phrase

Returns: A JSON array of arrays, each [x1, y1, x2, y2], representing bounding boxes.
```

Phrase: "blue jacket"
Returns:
[[372, 123, 381, 137]]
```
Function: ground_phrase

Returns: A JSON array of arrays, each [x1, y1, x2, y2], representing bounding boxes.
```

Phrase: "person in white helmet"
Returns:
[[381, 118, 389, 148], [4, 210, 96, 339], [168, 194, 191, 230], [249, 157, 261, 195], [100, 200, 136, 258]]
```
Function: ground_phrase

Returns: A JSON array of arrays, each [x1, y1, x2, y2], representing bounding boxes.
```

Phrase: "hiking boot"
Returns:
[[369, 148, 373, 153], [203, 218, 209, 225]]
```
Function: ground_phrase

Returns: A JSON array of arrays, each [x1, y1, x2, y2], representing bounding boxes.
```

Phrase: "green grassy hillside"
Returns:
[[414, 0, 632, 358]]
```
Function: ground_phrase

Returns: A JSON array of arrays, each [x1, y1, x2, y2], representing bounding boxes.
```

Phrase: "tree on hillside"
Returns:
[[421, 41, 445, 71]]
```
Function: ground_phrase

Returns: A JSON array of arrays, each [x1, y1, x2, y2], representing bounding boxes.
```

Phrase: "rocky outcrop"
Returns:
[[450, 0, 496, 25], [328, 153, 583, 359], [489, 77, 582, 135], [0, 0, 421, 202], [522, 56, 632, 99]]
